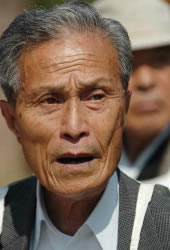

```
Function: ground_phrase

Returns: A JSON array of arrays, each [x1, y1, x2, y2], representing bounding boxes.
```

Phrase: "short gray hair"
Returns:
[[0, 0, 132, 104]]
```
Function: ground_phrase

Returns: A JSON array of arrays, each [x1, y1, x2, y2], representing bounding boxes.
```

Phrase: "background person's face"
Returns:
[[126, 46, 170, 137], [13, 32, 126, 197]]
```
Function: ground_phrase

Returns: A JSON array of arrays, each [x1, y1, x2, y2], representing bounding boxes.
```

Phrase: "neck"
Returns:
[[123, 129, 158, 162], [43, 185, 105, 236]]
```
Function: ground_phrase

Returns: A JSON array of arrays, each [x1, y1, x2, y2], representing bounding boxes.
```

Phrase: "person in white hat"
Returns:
[[93, 0, 170, 186]]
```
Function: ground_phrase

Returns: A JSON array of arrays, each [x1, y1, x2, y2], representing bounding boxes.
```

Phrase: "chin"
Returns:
[[46, 175, 108, 200]]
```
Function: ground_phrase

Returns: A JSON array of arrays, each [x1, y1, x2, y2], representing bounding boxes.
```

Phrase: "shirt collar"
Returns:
[[30, 180, 45, 250], [85, 172, 119, 250], [32, 172, 119, 250]]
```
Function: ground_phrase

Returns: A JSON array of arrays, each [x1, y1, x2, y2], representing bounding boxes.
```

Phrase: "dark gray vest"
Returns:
[[1, 172, 170, 249]]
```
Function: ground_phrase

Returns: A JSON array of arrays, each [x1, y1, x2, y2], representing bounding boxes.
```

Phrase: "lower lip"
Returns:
[[55, 160, 93, 169]]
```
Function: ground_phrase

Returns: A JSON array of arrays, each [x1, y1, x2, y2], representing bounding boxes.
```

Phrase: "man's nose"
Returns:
[[130, 64, 156, 91], [60, 99, 90, 143]]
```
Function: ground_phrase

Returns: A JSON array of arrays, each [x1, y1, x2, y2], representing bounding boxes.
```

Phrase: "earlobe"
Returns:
[[124, 89, 131, 113], [0, 100, 20, 142], [121, 89, 131, 129]]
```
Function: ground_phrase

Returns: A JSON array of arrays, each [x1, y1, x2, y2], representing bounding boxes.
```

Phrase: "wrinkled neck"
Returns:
[[43, 184, 106, 236]]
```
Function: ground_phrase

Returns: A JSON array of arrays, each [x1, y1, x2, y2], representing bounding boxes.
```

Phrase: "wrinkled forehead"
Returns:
[[20, 30, 118, 63], [18, 32, 121, 89]]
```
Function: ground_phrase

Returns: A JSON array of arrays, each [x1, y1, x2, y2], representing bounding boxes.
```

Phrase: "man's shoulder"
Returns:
[[149, 183, 170, 219], [0, 177, 37, 249], [140, 184, 170, 249], [119, 170, 170, 211], [118, 171, 170, 249], [119, 169, 140, 192], [151, 183, 170, 208], [6, 176, 37, 204], [8, 176, 37, 188]]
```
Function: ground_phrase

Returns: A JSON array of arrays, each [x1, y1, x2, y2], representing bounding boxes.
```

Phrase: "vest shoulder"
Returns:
[[151, 184, 170, 210], [6, 176, 37, 204]]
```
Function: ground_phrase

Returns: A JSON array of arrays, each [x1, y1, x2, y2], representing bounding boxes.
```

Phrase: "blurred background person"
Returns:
[[93, 0, 170, 186], [0, 0, 32, 186]]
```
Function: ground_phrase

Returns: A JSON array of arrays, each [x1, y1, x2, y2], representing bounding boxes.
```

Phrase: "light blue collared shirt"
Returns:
[[30, 172, 119, 250]]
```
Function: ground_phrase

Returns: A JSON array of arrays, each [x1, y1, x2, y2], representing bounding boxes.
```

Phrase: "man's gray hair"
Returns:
[[0, 0, 132, 104]]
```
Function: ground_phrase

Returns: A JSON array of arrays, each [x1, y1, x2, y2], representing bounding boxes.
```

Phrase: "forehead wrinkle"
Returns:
[[76, 78, 114, 89], [30, 76, 115, 96], [59, 75, 118, 95], [40, 53, 105, 74]]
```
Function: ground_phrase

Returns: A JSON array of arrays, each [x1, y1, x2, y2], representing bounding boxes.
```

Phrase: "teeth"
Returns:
[[58, 156, 93, 164]]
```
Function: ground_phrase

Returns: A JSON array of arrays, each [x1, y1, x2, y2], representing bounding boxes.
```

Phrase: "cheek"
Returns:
[[16, 112, 58, 144], [98, 108, 124, 179], [16, 114, 58, 172], [92, 103, 124, 152]]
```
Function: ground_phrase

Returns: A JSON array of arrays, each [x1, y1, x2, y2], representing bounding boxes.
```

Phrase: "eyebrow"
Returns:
[[79, 78, 114, 88], [33, 77, 114, 94]]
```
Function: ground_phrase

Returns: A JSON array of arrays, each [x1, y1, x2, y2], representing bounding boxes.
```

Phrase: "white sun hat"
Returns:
[[93, 0, 170, 50]]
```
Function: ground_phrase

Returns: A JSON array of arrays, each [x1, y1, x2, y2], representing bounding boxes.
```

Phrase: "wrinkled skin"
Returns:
[[0, 31, 128, 234], [1, 32, 127, 198]]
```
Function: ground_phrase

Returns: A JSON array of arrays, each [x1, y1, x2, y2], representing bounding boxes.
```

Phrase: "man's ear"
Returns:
[[0, 100, 20, 142], [121, 89, 131, 129], [124, 89, 131, 113]]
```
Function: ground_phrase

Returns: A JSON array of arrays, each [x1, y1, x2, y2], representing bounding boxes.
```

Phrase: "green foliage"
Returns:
[[33, 0, 94, 9]]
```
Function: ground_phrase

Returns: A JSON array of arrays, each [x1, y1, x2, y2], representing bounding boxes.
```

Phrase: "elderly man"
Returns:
[[0, 1, 170, 249], [94, 0, 170, 185]]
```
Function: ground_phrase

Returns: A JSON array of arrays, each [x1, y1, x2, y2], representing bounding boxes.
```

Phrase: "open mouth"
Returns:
[[57, 156, 94, 165]]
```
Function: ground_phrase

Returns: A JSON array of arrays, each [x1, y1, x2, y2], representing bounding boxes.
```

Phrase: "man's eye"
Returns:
[[89, 94, 105, 100], [41, 97, 61, 104]]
